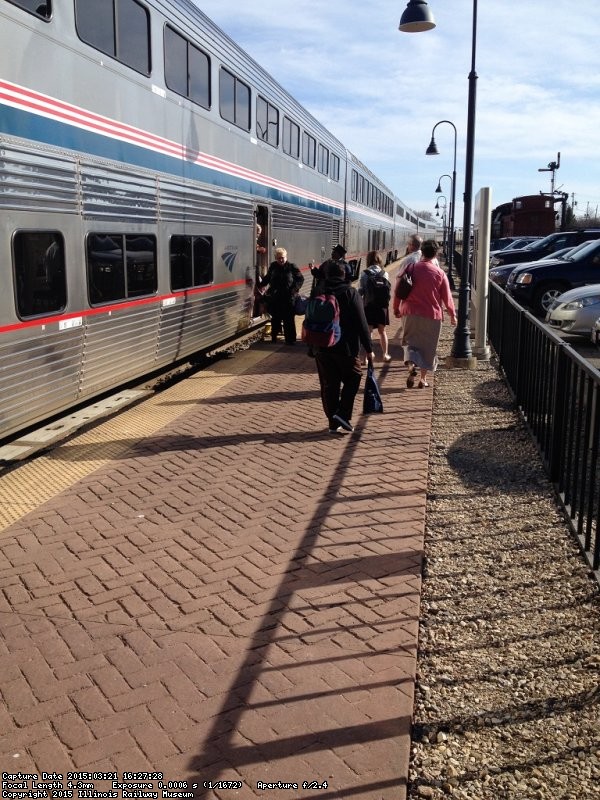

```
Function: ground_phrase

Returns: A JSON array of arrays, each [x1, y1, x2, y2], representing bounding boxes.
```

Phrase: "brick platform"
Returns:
[[0, 312, 432, 799]]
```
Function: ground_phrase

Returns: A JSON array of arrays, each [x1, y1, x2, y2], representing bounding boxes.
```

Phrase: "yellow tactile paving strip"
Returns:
[[0, 347, 272, 532]]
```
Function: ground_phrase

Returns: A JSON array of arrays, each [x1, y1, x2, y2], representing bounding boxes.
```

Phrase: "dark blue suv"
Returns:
[[490, 229, 600, 269], [505, 239, 600, 315]]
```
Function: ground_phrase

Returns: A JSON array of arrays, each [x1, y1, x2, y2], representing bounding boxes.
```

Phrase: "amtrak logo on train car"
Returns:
[[222, 249, 238, 272]]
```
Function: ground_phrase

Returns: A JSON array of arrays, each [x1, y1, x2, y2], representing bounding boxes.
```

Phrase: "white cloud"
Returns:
[[194, 0, 600, 214]]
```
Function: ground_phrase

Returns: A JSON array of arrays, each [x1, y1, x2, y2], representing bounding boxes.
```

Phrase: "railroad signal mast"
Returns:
[[538, 152, 568, 230], [538, 152, 560, 194]]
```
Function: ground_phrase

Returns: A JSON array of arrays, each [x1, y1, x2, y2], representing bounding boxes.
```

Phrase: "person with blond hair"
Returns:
[[257, 247, 303, 344]]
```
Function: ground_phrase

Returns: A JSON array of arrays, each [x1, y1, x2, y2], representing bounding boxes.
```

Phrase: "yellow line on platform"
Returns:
[[0, 347, 272, 532]]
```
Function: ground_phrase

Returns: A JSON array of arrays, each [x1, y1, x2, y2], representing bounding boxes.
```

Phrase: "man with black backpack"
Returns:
[[310, 261, 374, 434], [358, 252, 392, 362]]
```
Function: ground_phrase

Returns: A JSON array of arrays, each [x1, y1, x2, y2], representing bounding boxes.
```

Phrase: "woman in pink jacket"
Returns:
[[394, 239, 457, 388]]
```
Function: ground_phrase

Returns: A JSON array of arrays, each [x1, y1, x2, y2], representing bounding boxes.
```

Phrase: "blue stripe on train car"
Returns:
[[0, 106, 343, 217]]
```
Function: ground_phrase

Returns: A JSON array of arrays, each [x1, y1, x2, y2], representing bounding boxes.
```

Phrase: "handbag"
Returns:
[[395, 265, 414, 301], [294, 294, 309, 315], [363, 363, 384, 414]]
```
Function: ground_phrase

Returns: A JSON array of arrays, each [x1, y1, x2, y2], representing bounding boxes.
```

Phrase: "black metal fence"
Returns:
[[488, 283, 600, 578]]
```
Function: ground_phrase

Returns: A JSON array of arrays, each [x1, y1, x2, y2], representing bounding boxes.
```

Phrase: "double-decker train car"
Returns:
[[0, 0, 438, 441]]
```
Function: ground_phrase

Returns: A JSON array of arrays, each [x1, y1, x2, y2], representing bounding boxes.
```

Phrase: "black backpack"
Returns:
[[365, 269, 391, 306]]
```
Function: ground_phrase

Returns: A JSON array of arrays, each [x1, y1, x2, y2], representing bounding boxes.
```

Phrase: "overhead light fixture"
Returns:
[[399, 0, 436, 33]]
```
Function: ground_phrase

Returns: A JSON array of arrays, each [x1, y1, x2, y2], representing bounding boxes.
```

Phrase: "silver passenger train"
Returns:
[[0, 0, 440, 441]]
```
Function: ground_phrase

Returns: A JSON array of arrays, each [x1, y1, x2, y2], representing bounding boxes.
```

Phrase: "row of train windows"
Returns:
[[12, 231, 214, 319], [8, 0, 341, 181], [351, 170, 393, 217]]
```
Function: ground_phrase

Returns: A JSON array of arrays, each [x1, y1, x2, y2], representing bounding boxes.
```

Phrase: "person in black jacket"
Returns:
[[258, 247, 304, 344], [314, 261, 375, 434], [311, 244, 353, 286]]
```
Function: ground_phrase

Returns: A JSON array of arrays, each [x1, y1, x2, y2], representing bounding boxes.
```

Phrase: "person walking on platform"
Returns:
[[311, 244, 353, 287], [359, 251, 392, 362], [258, 247, 304, 344], [313, 260, 374, 434], [397, 239, 456, 389], [392, 234, 422, 318]]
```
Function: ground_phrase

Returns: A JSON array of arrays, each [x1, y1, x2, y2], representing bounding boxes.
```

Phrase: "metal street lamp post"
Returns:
[[400, 0, 478, 363], [435, 195, 447, 253], [426, 124, 457, 291], [435, 174, 455, 288]]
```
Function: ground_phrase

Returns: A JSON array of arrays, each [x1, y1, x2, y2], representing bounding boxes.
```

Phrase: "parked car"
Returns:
[[490, 229, 600, 269], [545, 284, 600, 336], [489, 245, 577, 288], [506, 238, 600, 315], [592, 316, 600, 348], [488, 237, 541, 263], [489, 236, 521, 251]]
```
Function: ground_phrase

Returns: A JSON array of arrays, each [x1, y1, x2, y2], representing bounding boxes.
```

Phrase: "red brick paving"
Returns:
[[0, 314, 433, 799]]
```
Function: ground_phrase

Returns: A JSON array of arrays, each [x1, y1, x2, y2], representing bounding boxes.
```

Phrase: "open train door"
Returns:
[[253, 205, 271, 318], [255, 205, 270, 275]]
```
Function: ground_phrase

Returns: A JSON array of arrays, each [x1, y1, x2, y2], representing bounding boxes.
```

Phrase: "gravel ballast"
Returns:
[[407, 326, 600, 800]]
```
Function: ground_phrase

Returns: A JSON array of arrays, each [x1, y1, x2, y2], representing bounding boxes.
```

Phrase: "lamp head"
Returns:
[[425, 136, 439, 156], [399, 0, 436, 33], [435, 181, 442, 193], [435, 200, 440, 210]]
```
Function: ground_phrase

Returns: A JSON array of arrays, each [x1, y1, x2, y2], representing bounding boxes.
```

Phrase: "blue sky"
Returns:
[[194, 0, 600, 223]]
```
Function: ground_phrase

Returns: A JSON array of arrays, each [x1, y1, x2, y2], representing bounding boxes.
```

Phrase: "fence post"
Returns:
[[549, 344, 568, 485]]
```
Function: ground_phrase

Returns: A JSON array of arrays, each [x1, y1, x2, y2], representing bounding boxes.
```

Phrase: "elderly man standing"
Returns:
[[258, 247, 304, 345], [392, 234, 422, 318]]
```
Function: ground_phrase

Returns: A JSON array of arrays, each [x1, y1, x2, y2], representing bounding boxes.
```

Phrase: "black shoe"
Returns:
[[332, 413, 354, 433]]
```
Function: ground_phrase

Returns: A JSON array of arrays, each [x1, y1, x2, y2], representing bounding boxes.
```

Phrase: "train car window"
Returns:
[[317, 144, 329, 176], [164, 25, 210, 109], [169, 235, 213, 291], [330, 154, 340, 182], [126, 235, 157, 297], [189, 44, 210, 108], [87, 233, 157, 304], [164, 25, 187, 97], [75, 0, 151, 76], [256, 96, 279, 148], [6, 0, 51, 18], [282, 117, 300, 159], [219, 68, 250, 131], [87, 234, 126, 304], [357, 175, 364, 204], [302, 132, 316, 169], [13, 231, 66, 318]]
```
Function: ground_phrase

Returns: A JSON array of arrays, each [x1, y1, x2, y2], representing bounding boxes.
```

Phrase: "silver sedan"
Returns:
[[546, 283, 600, 336]]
